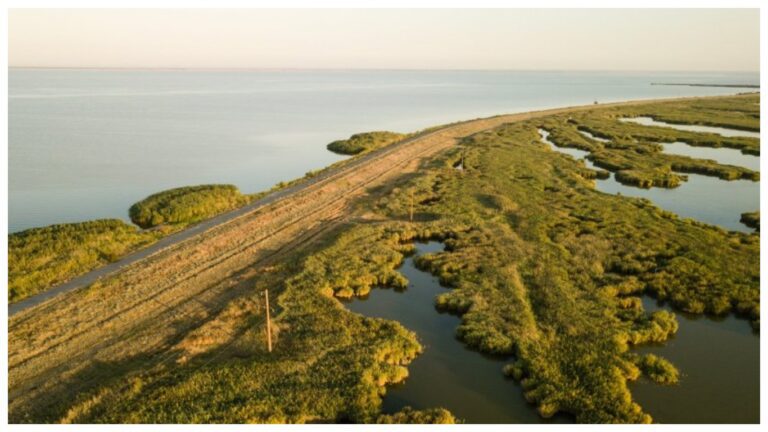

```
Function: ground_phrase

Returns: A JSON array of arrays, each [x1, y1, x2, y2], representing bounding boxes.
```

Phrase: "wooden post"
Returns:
[[264, 289, 272, 353], [409, 190, 414, 222]]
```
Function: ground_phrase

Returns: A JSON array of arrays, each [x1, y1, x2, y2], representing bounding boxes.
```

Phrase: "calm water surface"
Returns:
[[631, 296, 759, 424], [9, 69, 758, 232], [621, 116, 761, 139], [661, 141, 759, 171], [344, 241, 570, 424]]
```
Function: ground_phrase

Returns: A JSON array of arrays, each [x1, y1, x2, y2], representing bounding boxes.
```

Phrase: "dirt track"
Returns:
[[8, 95, 734, 420]]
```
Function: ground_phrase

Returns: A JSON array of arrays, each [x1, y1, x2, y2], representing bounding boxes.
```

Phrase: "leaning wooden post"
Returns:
[[264, 289, 272, 353]]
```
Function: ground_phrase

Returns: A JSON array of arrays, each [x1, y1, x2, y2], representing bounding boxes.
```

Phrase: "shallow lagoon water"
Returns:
[[538, 130, 759, 232], [631, 296, 759, 424], [9, 69, 758, 232], [621, 116, 760, 139], [344, 241, 570, 424]]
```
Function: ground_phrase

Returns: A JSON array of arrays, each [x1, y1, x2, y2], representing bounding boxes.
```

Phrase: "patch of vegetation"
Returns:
[[741, 211, 760, 231], [635, 354, 679, 385], [327, 131, 407, 155], [377, 407, 457, 423], [129, 184, 252, 229], [8, 220, 163, 302]]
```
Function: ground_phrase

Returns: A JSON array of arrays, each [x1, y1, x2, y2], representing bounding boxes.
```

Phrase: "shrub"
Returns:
[[129, 184, 250, 229]]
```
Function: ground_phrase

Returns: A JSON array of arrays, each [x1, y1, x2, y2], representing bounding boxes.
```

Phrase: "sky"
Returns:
[[8, 8, 761, 71]]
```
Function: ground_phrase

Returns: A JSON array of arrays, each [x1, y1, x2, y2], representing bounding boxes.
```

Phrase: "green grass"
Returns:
[[327, 131, 407, 155], [8, 220, 163, 302], [9, 184, 252, 303], [129, 184, 252, 229]]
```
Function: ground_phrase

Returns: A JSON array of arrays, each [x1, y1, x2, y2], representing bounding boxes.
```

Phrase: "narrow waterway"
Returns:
[[631, 296, 759, 423], [621, 117, 760, 139], [578, 129, 610, 143], [660, 141, 759, 171], [343, 241, 570, 424], [538, 129, 759, 232]]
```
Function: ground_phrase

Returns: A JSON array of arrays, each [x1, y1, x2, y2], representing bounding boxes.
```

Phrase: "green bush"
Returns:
[[129, 184, 251, 229], [327, 131, 407, 155], [377, 407, 457, 424], [636, 354, 679, 385]]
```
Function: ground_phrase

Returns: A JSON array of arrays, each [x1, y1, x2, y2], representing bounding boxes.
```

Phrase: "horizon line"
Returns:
[[8, 66, 761, 74]]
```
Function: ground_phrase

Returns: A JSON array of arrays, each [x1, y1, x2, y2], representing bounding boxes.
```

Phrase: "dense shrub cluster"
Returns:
[[376, 407, 457, 423], [635, 354, 679, 385], [129, 184, 251, 228], [327, 131, 407, 155]]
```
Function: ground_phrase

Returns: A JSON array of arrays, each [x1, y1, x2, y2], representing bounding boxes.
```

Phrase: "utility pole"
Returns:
[[409, 190, 414, 222], [264, 289, 272, 353]]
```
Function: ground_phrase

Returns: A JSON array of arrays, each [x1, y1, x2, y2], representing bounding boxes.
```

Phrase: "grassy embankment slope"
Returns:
[[8, 185, 252, 302], [10, 94, 759, 424]]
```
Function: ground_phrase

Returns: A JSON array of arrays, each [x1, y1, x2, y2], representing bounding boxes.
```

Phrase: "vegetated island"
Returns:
[[8, 94, 759, 424], [327, 131, 407, 155]]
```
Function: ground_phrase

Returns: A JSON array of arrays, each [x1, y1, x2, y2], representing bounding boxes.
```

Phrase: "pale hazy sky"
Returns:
[[8, 9, 760, 71]]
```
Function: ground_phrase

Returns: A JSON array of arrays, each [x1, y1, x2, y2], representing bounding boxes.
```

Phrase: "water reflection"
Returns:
[[621, 117, 760, 139], [630, 296, 759, 424]]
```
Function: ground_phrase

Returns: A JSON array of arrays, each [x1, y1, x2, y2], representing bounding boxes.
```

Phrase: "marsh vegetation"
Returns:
[[9, 95, 759, 424], [8, 220, 163, 302]]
